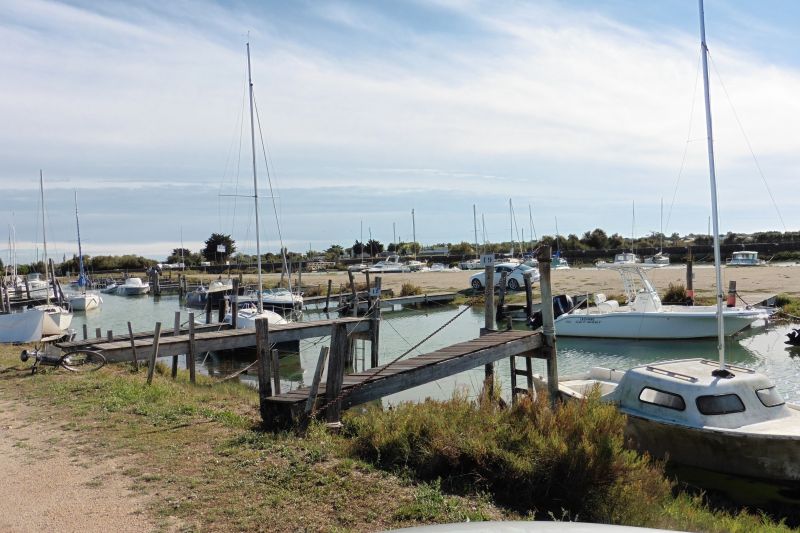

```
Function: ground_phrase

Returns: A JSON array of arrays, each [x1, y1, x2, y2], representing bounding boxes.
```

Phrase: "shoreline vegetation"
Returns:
[[1, 344, 798, 532]]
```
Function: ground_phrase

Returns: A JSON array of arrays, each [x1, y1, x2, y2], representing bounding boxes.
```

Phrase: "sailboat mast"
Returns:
[[698, 0, 726, 371], [555, 216, 560, 254], [246, 42, 263, 313], [473, 204, 478, 257], [74, 191, 85, 289], [528, 204, 537, 247], [39, 171, 50, 305], [411, 209, 416, 260], [509, 199, 514, 257], [660, 198, 664, 253]]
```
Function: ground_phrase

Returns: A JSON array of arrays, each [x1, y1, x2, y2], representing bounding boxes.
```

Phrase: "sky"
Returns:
[[2, 0, 800, 263]]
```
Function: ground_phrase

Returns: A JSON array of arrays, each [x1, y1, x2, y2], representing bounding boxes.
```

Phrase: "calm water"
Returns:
[[68, 291, 800, 404]]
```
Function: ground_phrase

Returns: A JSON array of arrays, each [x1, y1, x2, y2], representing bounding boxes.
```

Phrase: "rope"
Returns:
[[217, 359, 258, 382]]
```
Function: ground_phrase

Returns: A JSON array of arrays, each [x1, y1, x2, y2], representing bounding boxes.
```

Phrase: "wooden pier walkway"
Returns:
[[57, 317, 373, 363], [261, 329, 542, 428]]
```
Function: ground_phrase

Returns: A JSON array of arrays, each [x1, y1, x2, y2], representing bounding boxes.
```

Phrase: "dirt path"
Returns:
[[0, 400, 158, 533]]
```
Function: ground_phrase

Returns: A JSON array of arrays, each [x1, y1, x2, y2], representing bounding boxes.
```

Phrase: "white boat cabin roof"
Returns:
[[613, 358, 800, 435]]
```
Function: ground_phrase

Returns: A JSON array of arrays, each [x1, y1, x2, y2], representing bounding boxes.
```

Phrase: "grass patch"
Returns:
[[775, 293, 800, 319], [400, 282, 423, 297]]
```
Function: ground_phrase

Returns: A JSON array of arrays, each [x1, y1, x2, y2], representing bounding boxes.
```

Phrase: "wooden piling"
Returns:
[[231, 278, 239, 329], [172, 311, 180, 379], [217, 296, 227, 323], [370, 276, 382, 368], [127, 321, 139, 371], [325, 323, 349, 423], [347, 270, 358, 317], [727, 280, 737, 307], [483, 261, 495, 395], [523, 272, 533, 320], [187, 313, 196, 384], [146, 322, 162, 385], [24, 278, 31, 300], [82, 324, 88, 340], [497, 271, 508, 320], [305, 346, 329, 414], [256, 318, 273, 420], [205, 295, 212, 324], [95, 327, 102, 339], [107, 330, 113, 342], [324, 279, 332, 313], [537, 246, 559, 407], [686, 251, 694, 304]]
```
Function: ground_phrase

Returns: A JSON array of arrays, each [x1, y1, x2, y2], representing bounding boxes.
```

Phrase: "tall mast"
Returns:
[[555, 216, 560, 254], [660, 198, 664, 253], [246, 42, 263, 313], [698, 0, 726, 373], [473, 204, 478, 257], [411, 209, 416, 260], [481, 214, 487, 247], [631, 200, 635, 253], [39, 170, 50, 305], [509, 199, 514, 257], [528, 204, 537, 248], [74, 191, 86, 290]]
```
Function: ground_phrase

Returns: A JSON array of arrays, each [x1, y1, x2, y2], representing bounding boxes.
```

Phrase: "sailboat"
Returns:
[[644, 199, 670, 266], [66, 192, 102, 311], [224, 41, 287, 329], [534, 0, 800, 482], [551, 217, 570, 270]]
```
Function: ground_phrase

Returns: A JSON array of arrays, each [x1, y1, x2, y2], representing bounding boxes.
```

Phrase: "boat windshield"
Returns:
[[696, 394, 745, 415]]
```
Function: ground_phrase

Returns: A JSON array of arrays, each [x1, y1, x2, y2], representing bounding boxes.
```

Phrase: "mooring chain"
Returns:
[[310, 297, 482, 419]]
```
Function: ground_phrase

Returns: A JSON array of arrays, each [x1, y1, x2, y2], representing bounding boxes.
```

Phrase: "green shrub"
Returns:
[[662, 283, 687, 304], [344, 393, 672, 525], [400, 282, 423, 297]]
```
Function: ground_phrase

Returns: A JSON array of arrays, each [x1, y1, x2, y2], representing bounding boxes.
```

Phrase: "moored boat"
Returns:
[[116, 277, 150, 296]]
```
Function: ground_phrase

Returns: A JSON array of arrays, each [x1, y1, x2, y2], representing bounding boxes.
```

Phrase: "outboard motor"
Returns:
[[528, 294, 573, 330]]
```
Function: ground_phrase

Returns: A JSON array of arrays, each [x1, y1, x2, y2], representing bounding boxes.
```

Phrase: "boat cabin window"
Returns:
[[756, 387, 785, 408], [638, 387, 685, 411], [696, 394, 745, 415]]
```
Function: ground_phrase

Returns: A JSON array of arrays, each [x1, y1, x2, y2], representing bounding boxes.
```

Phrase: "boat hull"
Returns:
[[116, 286, 150, 296], [554, 309, 765, 339], [624, 413, 800, 483], [0, 310, 45, 343], [68, 293, 101, 311]]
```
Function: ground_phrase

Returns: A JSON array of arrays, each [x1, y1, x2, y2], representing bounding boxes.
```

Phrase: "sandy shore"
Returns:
[[272, 264, 800, 302]]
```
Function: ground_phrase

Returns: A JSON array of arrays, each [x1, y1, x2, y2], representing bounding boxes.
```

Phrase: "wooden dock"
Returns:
[[260, 329, 542, 428], [57, 317, 374, 363]]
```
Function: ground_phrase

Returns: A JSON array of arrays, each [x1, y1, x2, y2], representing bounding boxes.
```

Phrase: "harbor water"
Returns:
[[68, 291, 800, 404]]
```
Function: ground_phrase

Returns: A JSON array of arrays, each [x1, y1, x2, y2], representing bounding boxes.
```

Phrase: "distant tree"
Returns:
[[387, 243, 397, 253], [607, 233, 625, 249], [449, 241, 475, 256], [398, 241, 421, 255], [580, 228, 608, 250], [325, 244, 344, 259], [564, 234, 582, 250], [669, 232, 680, 246], [167, 248, 193, 264], [366, 239, 384, 256], [202, 233, 236, 263], [352, 240, 365, 257]]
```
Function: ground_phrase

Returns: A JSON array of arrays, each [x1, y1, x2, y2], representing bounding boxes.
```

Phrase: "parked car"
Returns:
[[469, 263, 540, 291]]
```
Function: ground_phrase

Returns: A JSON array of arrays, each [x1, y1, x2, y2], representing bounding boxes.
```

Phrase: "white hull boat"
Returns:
[[235, 287, 303, 312], [224, 305, 288, 329], [0, 309, 46, 343], [116, 277, 150, 296], [535, 359, 800, 482], [35, 303, 73, 334], [67, 292, 102, 311], [368, 255, 409, 273], [727, 250, 765, 267], [186, 279, 233, 308], [553, 264, 768, 339]]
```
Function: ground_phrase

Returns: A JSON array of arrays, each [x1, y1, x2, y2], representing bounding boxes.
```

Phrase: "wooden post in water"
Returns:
[[231, 278, 239, 329], [483, 260, 495, 396], [82, 324, 88, 340], [171, 311, 181, 379], [347, 270, 358, 317], [537, 245, 559, 407], [727, 280, 737, 307], [364, 271, 372, 309], [146, 322, 162, 385], [187, 313, 196, 384], [305, 346, 329, 415], [271, 348, 281, 395], [24, 278, 31, 300], [205, 295, 212, 324], [324, 279, 332, 313], [497, 271, 508, 321], [95, 327, 102, 339], [297, 261, 302, 290], [127, 321, 139, 371], [325, 323, 349, 424], [256, 317, 273, 421], [217, 296, 227, 323], [523, 272, 533, 320], [107, 330, 113, 342], [370, 276, 382, 368]]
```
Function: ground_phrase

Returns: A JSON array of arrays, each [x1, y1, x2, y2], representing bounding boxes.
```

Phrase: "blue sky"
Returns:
[[2, 0, 799, 262]]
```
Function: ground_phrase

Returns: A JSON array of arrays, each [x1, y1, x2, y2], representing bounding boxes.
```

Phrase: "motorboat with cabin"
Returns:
[[186, 278, 233, 308], [367, 255, 409, 273], [551, 264, 768, 339], [116, 277, 150, 296], [235, 286, 303, 313], [534, 359, 800, 482], [644, 252, 670, 266], [597, 252, 641, 267], [727, 250, 765, 267]]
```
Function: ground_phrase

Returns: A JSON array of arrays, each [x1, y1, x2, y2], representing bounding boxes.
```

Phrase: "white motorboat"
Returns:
[[406, 260, 427, 271], [553, 264, 768, 339], [224, 303, 287, 328], [537, 0, 800, 483], [727, 250, 765, 267], [235, 287, 303, 312], [551, 252, 570, 270], [116, 277, 150, 296], [186, 278, 233, 308], [347, 263, 369, 273], [643, 252, 670, 266], [536, 359, 800, 482], [458, 258, 482, 270], [66, 192, 102, 311], [367, 255, 409, 273], [429, 263, 446, 272], [100, 282, 119, 294], [599, 252, 641, 267]]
